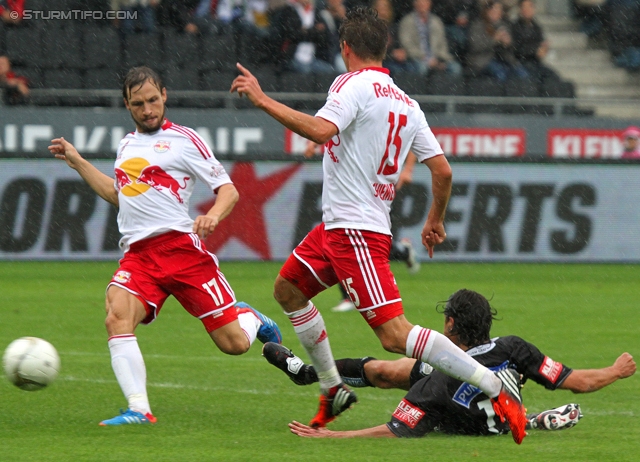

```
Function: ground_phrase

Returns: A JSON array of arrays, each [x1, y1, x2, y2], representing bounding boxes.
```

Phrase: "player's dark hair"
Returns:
[[338, 7, 388, 62], [437, 289, 497, 348], [122, 66, 164, 101]]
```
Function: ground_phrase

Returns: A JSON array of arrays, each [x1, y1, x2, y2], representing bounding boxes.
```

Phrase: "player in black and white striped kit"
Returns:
[[264, 289, 636, 438]]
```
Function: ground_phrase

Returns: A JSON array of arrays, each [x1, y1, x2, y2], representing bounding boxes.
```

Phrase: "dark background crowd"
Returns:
[[0, 0, 634, 107]]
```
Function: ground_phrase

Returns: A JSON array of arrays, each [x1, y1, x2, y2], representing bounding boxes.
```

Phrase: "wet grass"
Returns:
[[0, 261, 638, 461]]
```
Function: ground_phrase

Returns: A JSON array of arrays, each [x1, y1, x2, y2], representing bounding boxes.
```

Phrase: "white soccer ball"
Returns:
[[3, 337, 60, 391]]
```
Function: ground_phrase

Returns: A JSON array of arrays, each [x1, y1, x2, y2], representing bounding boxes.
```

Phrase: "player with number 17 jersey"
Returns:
[[316, 67, 443, 235]]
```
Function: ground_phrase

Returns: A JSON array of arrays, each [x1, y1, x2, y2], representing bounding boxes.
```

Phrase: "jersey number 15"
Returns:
[[378, 111, 407, 176]]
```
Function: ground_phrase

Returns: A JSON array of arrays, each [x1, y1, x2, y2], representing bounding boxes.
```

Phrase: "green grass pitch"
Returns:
[[1, 261, 638, 461]]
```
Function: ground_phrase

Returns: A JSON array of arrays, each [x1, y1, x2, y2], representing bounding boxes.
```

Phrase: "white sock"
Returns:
[[286, 302, 341, 391], [108, 334, 152, 415], [237, 310, 260, 345], [406, 325, 502, 398]]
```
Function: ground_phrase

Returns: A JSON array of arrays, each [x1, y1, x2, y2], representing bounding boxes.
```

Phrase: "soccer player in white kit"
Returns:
[[231, 8, 527, 443], [49, 67, 282, 426]]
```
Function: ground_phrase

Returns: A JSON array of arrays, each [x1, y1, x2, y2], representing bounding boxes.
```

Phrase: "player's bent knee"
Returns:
[[378, 334, 406, 355], [215, 336, 250, 355]]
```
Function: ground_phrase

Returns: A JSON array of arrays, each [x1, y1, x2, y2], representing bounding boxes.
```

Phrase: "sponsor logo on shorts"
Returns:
[[154, 140, 171, 153], [366, 310, 376, 319], [539, 356, 563, 383], [113, 271, 131, 283], [392, 399, 425, 428], [452, 360, 508, 408]]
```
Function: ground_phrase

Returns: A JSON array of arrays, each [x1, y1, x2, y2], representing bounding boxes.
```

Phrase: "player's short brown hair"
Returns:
[[437, 289, 498, 348], [338, 7, 388, 62], [122, 66, 164, 101]]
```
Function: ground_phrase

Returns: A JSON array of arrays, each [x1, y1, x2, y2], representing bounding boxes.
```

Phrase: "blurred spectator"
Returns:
[[0, 55, 28, 105], [159, 0, 219, 34], [111, 0, 159, 34], [467, 0, 528, 81], [572, 0, 606, 37], [0, 0, 24, 25], [621, 126, 640, 158], [512, 0, 560, 83], [268, 0, 333, 73], [431, 0, 477, 59], [398, 0, 462, 75], [320, 0, 347, 72], [372, 0, 413, 74], [606, 0, 640, 70]]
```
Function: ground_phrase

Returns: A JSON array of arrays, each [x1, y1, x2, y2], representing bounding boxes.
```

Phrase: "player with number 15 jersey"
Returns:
[[231, 8, 527, 441], [317, 67, 442, 235]]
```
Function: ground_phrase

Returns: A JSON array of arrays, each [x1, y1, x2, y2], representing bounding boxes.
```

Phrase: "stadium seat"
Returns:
[[163, 66, 199, 91], [461, 77, 505, 113], [84, 68, 122, 89], [13, 67, 43, 89], [162, 29, 199, 69], [41, 26, 83, 69], [200, 70, 237, 91], [124, 32, 163, 69], [236, 30, 272, 67], [541, 78, 575, 98], [6, 27, 41, 68], [392, 72, 426, 95], [82, 26, 121, 69], [44, 69, 83, 89], [313, 72, 339, 93], [200, 31, 235, 71], [504, 78, 541, 114], [251, 67, 279, 93], [278, 72, 315, 93], [425, 73, 464, 95], [0, 23, 5, 54]]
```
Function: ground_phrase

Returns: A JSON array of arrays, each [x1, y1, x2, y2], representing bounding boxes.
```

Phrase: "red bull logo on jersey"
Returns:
[[153, 140, 171, 153], [373, 83, 414, 107], [392, 399, 425, 428], [324, 136, 340, 163], [137, 165, 190, 203], [115, 158, 189, 203], [114, 167, 133, 190]]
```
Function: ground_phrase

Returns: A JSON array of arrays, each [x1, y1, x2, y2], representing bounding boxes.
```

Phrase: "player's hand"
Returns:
[[396, 168, 413, 191], [288, 421, 334, 438], [48, 137, 83, 169], [230, 63, 267, 108], [421, 219, 446, 258], [193, 214, 220, 239], [613, 352, 636, 378]]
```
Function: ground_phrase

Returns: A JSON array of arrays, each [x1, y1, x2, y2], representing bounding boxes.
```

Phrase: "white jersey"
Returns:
[[113, 119, 232, 251], [315, 67, 443, 235]]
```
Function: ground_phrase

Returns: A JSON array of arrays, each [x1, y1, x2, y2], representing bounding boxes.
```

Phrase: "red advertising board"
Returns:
[[432, 128, 526, 157], [284, 127, 527, 156], [547, 129, 625, 158]]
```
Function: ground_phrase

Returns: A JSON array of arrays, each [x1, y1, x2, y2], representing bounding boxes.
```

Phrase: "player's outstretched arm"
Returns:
[[559, 352, 636, 393], [230, 63, 337, 144], [193, 183, 239, 239], [48, 137, 118, 206], [420, 154, 452, 258], [289, 421, 396, 438]]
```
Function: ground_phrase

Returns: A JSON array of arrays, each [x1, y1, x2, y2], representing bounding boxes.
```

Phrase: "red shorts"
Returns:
[[280, 224, 404, 328], [107, 231, 237, 332]]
